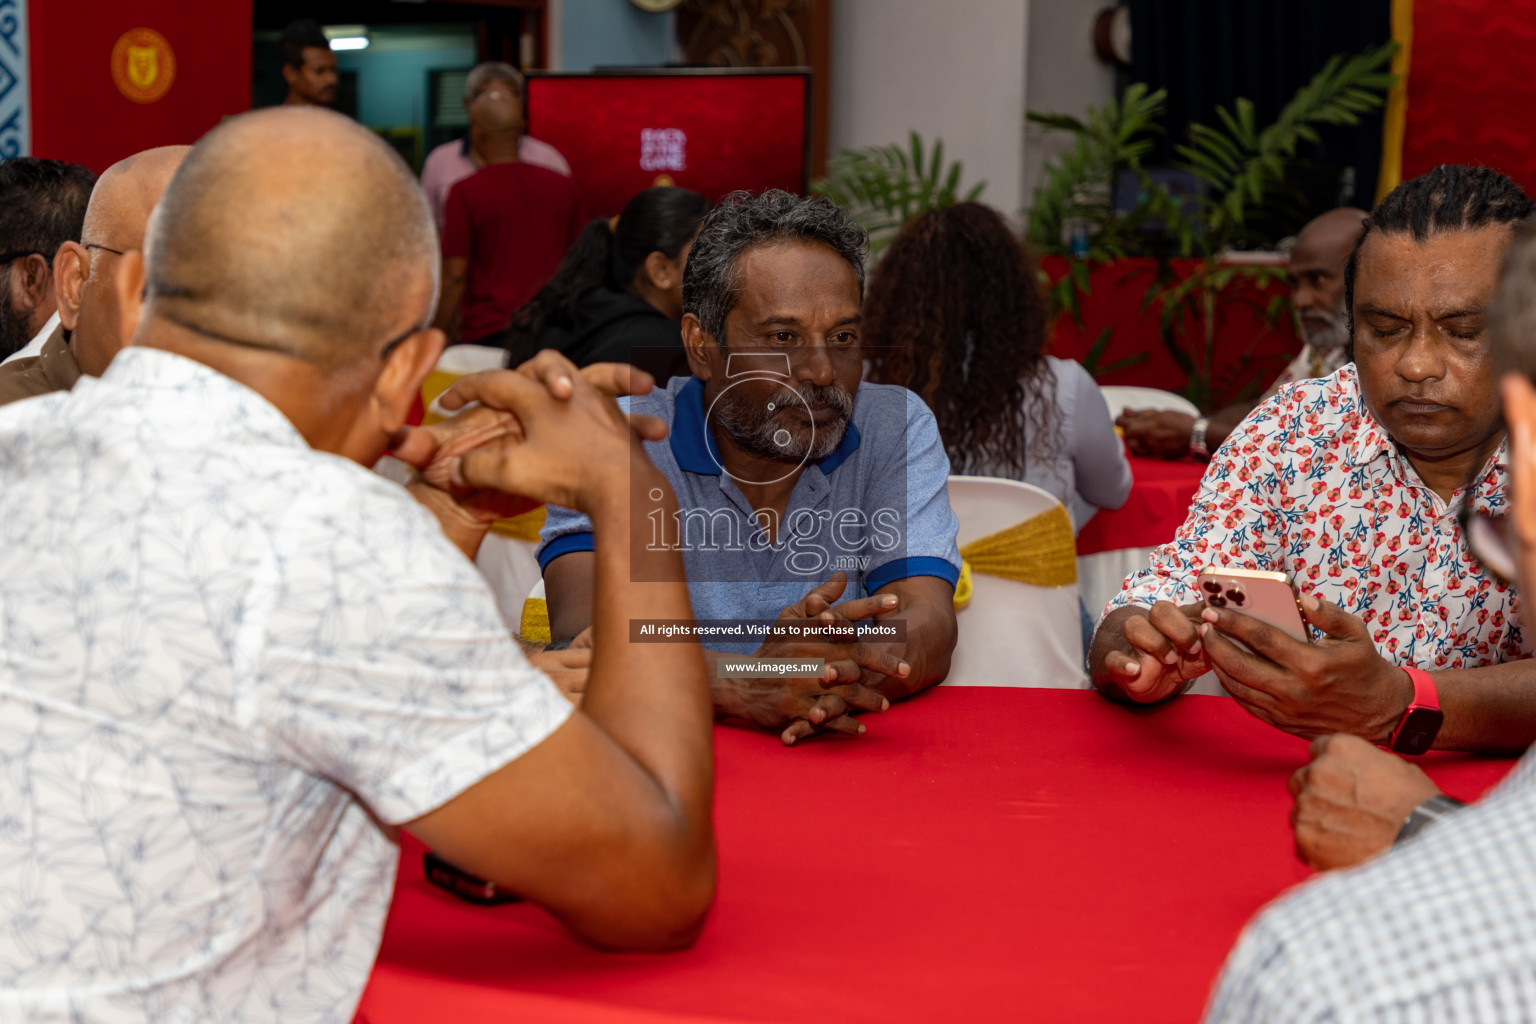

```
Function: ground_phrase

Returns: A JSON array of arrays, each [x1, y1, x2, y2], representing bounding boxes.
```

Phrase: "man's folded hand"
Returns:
[[713, 573, 910, 746]]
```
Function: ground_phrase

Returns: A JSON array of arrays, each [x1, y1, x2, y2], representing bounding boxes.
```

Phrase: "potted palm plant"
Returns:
[[1026, 43, 1398, 408]]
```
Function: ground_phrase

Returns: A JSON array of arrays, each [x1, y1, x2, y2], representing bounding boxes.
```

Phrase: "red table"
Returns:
[[1076, 455, 1207, 617], [1078, 455, 1207, 556], [356, 688, 1515, 1024]]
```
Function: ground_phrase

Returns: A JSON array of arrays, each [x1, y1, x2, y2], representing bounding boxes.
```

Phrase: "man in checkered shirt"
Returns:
[[1204, 217, 1536, 1023]]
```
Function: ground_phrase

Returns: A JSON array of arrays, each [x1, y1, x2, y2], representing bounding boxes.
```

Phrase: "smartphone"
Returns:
[[1197, 567, 1312, 645], [423, 851, 524, 906]]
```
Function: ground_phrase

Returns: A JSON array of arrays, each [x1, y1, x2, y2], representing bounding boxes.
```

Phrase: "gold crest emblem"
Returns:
[[127, 46, 158, 89], [111, 29, 176, 104]]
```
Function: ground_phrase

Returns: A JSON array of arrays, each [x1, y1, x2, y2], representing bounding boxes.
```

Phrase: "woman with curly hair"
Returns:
[[864, 202, 1130, 530]]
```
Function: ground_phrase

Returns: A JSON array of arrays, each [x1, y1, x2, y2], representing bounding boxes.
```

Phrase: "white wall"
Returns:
[[1022, 0, 1117, 211], [830, 0, 1030, 217]]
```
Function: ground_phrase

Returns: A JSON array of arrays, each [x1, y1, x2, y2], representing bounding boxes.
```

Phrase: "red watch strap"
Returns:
[[1389, 667, 1442, 752], [1402, 667, 1440, 712]]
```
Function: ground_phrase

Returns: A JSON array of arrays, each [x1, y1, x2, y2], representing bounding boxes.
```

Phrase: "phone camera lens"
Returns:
[[1202, 580, 1222, 594], [1209, 594, 1227, 608], [1227, 589, 1246, 606]]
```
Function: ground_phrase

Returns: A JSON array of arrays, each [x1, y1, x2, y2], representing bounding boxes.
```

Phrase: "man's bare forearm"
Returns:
[[866, 603, 953, 700], [1430, 659, 1536, 753], [699, 649, 758, 719], [1205, 401, 1256, 453], [582, 467, 713, 818], [859, 578, 956, 700]]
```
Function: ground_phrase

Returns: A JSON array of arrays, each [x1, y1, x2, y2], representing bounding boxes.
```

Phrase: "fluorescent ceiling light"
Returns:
[[323, 25, 369, 50]]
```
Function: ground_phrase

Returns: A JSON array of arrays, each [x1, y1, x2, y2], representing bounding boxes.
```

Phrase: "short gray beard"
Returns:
[[713, 381, 853, 461], [1302, 304, 1351, 352]]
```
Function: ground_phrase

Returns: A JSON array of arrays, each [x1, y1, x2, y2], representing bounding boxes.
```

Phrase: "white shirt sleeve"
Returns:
[[1063, 360, 1133, 511], [243, 474, 573, 826]]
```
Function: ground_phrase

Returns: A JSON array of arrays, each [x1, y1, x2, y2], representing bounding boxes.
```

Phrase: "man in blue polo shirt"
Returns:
[[541, 189, 960, 745]]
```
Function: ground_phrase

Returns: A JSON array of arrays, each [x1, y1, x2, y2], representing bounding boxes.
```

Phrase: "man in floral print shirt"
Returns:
[[1091, 165, 1536, 754]]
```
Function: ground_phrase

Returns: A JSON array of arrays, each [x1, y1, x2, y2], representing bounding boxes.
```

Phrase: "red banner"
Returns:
[[29, 1, 251, 172], [1400, 0, 1536, 196]]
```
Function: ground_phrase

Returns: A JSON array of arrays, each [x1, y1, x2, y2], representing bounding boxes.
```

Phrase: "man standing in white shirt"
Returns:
[[0, 157, 96, 362], [0, 106, 713, 1023], [419, 61, 573, 231]]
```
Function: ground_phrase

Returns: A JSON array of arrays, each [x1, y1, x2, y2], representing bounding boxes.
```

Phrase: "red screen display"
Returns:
[[525, 72, 809, 217]]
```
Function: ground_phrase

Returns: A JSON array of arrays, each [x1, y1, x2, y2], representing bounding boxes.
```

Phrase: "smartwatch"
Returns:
[[1395, 794, 1467, 846], [1388, 667, 1444, 756], [1188, 417, 1212, 460]]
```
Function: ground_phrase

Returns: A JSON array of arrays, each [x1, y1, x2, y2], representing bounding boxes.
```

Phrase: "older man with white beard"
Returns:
[[1118, 206, 1368, 460]]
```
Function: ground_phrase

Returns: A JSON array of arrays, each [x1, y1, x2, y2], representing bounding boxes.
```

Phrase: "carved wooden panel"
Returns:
[[677, 0, 831, 176]]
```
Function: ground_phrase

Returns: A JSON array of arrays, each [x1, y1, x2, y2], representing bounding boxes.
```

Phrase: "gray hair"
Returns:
[[1490, 219, 1536, 381], [464, 62, 524, 102], [682, 189, 869, 343]]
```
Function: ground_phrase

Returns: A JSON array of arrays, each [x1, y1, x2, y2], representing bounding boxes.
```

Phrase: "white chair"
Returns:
[[424, 344, 509, 418], [943, 476, 1088, 689], [1098, 385, 1201, 421], [478, 535, 544, 634]]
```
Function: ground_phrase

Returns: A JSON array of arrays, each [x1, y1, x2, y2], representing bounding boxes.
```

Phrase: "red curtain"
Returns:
[[1400, 0, 1536, 194], [29, 1, 252, 173]]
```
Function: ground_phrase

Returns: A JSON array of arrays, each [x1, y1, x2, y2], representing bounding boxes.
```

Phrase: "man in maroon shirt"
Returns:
[[435, 88, 586, 347]]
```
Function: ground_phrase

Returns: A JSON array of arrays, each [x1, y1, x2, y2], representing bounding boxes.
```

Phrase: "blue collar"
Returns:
[[669, 375, 862, 477]]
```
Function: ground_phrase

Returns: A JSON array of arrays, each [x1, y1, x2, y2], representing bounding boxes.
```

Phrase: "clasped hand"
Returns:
[[725, 573, 909, 747], [1199, 593, 1412, 743], [391, 351, 668, 520], [1101, 592, 1414, 744], [391, 351, 669, 702], [1288, 734, 1441, 870]]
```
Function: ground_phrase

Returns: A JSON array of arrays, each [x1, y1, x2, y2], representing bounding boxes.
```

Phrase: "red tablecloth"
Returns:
[[356, 688, 1516, 1024], [1077, 455, 1207, 555]]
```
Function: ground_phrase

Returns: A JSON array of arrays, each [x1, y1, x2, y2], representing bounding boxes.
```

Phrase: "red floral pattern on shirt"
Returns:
[[1107, 366, 1525, 669]]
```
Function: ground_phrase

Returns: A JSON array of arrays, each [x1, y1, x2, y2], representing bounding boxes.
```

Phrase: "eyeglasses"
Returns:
[[84, 243, 126, 257], [1459, 503, 1520, 585]]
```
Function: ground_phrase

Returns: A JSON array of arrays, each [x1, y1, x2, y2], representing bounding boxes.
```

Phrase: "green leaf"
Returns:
[[1094, 352, 1151, 377], [816, 133, 986, 259], [1085, 326, 1115, 363], [1026, 112, 1089, 132]]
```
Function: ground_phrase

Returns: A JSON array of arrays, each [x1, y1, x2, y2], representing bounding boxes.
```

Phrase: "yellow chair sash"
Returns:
[[953, 559, 974, 610], [520, 596, 552, 646], [953, 504, 1077, 611], [490, 505, 547, 542]]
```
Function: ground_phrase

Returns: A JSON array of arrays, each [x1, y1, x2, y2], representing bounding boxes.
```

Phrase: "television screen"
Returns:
[[525, 70, 811, 217]]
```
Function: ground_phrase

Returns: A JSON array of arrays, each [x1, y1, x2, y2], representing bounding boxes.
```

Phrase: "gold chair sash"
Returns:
[[953, 504, 1077, 611], [520, 596, 552, 646], [490, 505, 548, 542]]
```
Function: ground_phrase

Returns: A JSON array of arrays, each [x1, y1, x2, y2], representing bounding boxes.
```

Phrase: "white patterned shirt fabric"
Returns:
[[0, 348, 573, 1023], [1206, 750, 1536, 1022], [1106, 365, 1527, 670], [1263, 342, 1351, 400]]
